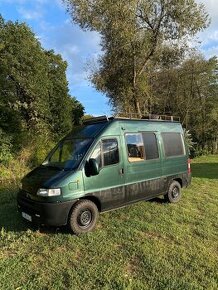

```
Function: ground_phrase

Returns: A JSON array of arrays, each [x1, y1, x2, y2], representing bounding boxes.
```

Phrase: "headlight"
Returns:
[[37, 188, 61, 197]]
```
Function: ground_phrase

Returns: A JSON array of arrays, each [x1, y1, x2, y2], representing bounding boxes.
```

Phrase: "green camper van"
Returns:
[[17, 115, 191, 234]]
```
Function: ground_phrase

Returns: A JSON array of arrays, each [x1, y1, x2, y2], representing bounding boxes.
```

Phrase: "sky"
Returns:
[[0, 0, 217, 116]]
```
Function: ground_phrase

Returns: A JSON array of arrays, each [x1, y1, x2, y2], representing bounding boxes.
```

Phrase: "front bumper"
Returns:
[[17, 190, 77, 227]]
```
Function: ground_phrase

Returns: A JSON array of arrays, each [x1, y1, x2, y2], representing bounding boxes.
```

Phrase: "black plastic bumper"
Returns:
[[17, 190, 77, 227]]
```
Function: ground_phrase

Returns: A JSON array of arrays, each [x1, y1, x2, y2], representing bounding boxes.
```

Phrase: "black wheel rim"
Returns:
[[172, 186, 179, 199], [78, 209, 92, 228]]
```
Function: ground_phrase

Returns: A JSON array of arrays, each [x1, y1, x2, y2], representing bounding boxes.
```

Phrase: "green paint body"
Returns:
[[18, 118, 191, 226]]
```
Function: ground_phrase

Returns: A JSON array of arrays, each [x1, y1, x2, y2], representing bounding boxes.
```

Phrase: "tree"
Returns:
[[0, 16, 51, 135], [149, 54, 218, 153], [0, 15, 84, 163], [46, 50, 74, 137], [64, 0, 209, 116], [70, 96, 84, 125]]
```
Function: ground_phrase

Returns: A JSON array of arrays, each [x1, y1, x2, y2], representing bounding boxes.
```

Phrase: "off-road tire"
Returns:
[[164, 180, 182, 203], [69, 200, 99, 234]]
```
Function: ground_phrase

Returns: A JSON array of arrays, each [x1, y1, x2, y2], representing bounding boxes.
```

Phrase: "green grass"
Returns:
[[0, 156, 218, 290]]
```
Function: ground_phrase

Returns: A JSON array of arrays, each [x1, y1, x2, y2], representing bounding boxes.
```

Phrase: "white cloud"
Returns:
[[206, 31, 218, 42], [1, 0, 47, 4], [55, 0, 65, 10], [2, 0, 60, 22], [196, 0, 218, 57], [64, 44, 80, 57], [196, 0, 218, 26], [201, 45, 218, 59], [0, 0, 27, 3], [17, 6, 43, 20], [39, 20, 101, 85]]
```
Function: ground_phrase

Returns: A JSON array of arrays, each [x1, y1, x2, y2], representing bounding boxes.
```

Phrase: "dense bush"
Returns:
[[0, 129, 13, 165]]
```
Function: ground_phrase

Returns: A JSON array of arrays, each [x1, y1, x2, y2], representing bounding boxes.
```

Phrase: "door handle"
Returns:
[[119, 168, 124, 175]]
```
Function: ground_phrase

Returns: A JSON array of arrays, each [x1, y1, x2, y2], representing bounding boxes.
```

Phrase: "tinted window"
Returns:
[[45, 138, 92, 169], [162, 133, 185, 157], [78, 123, 107, 138], [126, 133, 145, 162], [90, 139, 119, 168], [67, 123, 107, 139], [102, 139, 119, 166], [142, 133, 159, 160]]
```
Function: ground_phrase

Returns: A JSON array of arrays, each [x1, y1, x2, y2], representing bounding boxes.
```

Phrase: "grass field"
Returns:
[[0, 156, 217, 290]]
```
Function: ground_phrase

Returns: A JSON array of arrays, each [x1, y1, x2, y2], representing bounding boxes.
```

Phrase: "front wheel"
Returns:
[[69, 200, 99, 235], [164, 180, 182, 203]]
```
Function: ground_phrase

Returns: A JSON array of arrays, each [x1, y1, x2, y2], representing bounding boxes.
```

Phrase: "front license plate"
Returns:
[[22, 212, 32, 222]]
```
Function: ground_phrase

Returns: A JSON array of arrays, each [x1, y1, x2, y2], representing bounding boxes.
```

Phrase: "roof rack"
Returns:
[[115, 113, 180, 122], [142, 114, 180, 122], [114, 112, 141, 119], [83, 113, 180, 124]]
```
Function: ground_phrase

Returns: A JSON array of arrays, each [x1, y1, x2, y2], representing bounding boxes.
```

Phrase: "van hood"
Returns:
[[21, 166, 71, 195]]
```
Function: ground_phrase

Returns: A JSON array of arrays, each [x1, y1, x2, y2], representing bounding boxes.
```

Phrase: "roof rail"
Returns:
[[142, 114, 180, 122], [115, 113, 180, 122], [114, 113, 141, 119], [83, 113, 180, 124]]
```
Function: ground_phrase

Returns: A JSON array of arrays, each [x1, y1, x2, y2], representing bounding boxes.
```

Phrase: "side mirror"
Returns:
[[89, 158, 99, 176]]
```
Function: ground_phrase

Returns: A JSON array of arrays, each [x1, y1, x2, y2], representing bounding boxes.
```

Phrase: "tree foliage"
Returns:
[[149, 54, 218, 153], [65, 0, 209, 116], [0, 15, 84, 164]]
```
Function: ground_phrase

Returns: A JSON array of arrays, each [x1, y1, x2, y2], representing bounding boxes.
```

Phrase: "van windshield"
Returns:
[[42, 138, 92, 170]]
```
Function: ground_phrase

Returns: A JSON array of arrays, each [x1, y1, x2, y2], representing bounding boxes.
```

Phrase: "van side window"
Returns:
[[142, 133, 159, 160], [102, 139, 119, 166], [126, 133, 145, 162], [90, 139, 119, 168], [162, 133, 185, 157]]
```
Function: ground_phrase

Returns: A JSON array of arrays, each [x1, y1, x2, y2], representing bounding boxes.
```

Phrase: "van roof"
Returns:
[[83, 114, 181, 125]]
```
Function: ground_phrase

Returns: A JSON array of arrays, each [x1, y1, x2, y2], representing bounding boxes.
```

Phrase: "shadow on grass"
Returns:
[[148, 197, 166, 204], [191, 163, 218, 180], [0, 187, 70, 235], [0, 203, 70, 234]]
